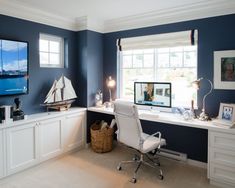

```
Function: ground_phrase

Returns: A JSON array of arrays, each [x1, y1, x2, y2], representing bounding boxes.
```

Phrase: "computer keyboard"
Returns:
[[138, 111, 159, 119]]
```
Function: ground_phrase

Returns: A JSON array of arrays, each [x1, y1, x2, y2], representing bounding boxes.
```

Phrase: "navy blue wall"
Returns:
[[87, 31, 103, 107], [0, 14, 78, 114], [77, 30, 103, 107], [103, 14, 235, 117], [77, 30, 88, 107]]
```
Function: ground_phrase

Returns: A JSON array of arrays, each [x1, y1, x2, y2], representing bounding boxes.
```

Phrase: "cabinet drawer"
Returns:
[[210, 131, 235, 151], [210, 163, 235, 184], [210, 147, 235, 167]]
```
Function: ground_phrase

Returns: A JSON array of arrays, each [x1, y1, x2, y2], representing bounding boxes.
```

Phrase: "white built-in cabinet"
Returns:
[[6, 122, 39, 175], [0, 108, 86, 179], [208, 130, 235, 188], [39, 118, 63, 162], [62, 113, 84, 152], [0, 130, 5, 178]]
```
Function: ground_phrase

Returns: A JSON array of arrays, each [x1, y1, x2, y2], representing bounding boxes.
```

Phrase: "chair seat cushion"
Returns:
[[141, 133, 166, 153]]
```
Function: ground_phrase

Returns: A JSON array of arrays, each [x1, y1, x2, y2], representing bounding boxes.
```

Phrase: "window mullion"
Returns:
[[154, 49, 157, 81]]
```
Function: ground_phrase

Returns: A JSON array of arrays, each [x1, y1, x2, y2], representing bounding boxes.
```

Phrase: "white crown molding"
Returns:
[[103, 0, 235, 33], [0, 1, 78, 31], [0, 0, 235, 33]]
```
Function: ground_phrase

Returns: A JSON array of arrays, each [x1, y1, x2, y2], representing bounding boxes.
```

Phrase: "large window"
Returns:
[[39, 34, 64, 68], [118, 31, 197, 108]]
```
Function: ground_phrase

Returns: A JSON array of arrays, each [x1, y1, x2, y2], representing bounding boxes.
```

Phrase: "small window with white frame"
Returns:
[[39, 33, 64, 68]]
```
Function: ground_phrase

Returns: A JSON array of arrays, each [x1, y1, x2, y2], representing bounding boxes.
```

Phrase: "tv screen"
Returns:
[[134, 82, 171, 108], [0, 39, 28, 96]]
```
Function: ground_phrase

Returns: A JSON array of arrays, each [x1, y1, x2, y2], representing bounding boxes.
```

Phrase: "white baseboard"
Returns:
[[187, 159, 207, 169]]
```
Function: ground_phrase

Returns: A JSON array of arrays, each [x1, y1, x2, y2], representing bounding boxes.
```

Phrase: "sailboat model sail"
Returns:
[[43, 75, 77, 111]]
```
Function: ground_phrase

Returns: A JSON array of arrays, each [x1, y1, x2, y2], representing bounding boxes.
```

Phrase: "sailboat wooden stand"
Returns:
[[43, 75, 77, 111]]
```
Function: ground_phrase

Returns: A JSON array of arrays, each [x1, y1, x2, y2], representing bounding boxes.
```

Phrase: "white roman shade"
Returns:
[[117, 30, 198, 51]]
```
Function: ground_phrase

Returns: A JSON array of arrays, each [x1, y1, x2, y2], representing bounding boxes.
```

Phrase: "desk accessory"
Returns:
[[192, 77, 213, 121], [95, 90, 103, 107], [106, 76, 116, 102], [212, 103, 235, 128], [13, 98, 25, 121]]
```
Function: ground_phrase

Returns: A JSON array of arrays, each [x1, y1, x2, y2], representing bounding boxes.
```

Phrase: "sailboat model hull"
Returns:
[[44, 99, 75, 111]]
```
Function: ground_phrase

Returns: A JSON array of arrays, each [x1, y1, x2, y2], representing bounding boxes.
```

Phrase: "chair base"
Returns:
[[117, 152, 164, 183]]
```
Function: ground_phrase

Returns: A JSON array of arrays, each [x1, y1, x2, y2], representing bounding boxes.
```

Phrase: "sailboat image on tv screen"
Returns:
[[43, 75, 77, 111]]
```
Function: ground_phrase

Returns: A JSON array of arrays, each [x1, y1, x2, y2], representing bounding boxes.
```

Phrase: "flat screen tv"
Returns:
[[134, 82, 172, 108], [0, 39, 28, 96]]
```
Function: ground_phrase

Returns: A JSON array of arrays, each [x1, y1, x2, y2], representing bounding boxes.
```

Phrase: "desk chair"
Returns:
[[112, 101, 166, 183]]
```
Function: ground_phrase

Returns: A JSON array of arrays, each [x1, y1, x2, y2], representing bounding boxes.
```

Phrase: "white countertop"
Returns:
[[88, 106, 235, 134], [0, 107, 86, 130]]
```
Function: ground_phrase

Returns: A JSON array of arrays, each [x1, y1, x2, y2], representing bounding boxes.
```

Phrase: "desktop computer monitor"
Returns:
[[134, 82, 172, 109]]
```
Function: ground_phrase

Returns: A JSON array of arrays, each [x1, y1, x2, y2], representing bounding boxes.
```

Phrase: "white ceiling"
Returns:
[[0, 0, 235, 33]]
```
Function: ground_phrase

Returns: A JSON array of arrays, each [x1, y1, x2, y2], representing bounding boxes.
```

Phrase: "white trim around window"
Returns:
[[39, 33, 64, 68]]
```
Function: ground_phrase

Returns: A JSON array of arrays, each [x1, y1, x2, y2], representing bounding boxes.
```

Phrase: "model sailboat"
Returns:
[[43, 75, 77, 111]]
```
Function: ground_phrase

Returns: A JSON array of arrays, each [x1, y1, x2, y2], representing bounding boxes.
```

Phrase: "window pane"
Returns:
[[184, 46, 197, 51], [144, 49, 154, 53], [170, 52, 182, 67], [156, 67, 197, 107], [144, 54, 154, 67], [50, 41, 60, 53], [122, 50, 132, 55], [133, 49, 143, 54], [158, 48, 169, 53], [184, 51, 197, 67], [39, 39, 48, 52], [122, 55, 132, 68], [50, 53, 60, 65], [121, 69, 154, 99], [158, 53, 169, 67], [133, 54, 143, 68], [170, 46, 183, 52], [40, 52, 49, 64]]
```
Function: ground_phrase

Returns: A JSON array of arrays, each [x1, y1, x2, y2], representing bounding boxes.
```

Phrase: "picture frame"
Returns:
[[214, 50, 235, 90], [215, 103, 235, 127]]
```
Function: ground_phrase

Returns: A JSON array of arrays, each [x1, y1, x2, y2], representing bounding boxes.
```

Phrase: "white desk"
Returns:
[[88, 106, 234, 134], [88, 106, 235, 188]]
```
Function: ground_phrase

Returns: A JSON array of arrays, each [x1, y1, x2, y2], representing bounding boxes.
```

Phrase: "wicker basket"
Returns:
[[90, 122, 114, 153]]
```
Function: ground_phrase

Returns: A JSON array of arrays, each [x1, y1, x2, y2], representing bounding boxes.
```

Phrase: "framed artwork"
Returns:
[[214, 50, 235, 89], [218, 103, 235, 123]]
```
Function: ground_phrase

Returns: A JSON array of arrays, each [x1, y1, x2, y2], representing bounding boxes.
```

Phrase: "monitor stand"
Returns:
[[137, 105, 172, 113]]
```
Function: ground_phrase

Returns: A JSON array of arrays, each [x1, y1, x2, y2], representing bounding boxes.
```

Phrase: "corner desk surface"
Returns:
[[88, 106, 235, 134]]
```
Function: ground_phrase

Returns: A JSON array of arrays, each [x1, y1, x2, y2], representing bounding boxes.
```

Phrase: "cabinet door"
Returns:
[[39, 118, 63, 162], [63, 112, 85, 152], [6, 123, 39, 175], [0, 130, 5, 178]]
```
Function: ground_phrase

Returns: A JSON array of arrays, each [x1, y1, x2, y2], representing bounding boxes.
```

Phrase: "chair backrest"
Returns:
[[113, 101, 143, 150]]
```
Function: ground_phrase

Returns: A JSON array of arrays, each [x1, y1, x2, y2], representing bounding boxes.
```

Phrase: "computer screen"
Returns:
[[134, 82, 171, 108]]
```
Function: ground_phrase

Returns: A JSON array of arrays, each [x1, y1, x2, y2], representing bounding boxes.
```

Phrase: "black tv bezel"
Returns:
[[0, 38, 29, 97], [134, 81, 172, 108]]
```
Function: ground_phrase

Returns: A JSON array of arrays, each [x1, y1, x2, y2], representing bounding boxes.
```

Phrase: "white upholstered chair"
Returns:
[[111, 101, 166, 183]]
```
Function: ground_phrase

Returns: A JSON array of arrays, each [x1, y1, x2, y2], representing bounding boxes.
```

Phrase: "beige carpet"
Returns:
[[0, 145, 218, 188]]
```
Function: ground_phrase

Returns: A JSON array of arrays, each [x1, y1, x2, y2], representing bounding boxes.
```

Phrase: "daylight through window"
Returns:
[[118, 31, 198, 108], [39, 34, 64, 68]]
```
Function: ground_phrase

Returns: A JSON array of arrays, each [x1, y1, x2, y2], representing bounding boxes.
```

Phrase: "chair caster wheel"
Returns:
[[131, 178, 137, 183], [133, 154, 138, 161], [159, 175, 164, 180], [117, 166, 122, 171]]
